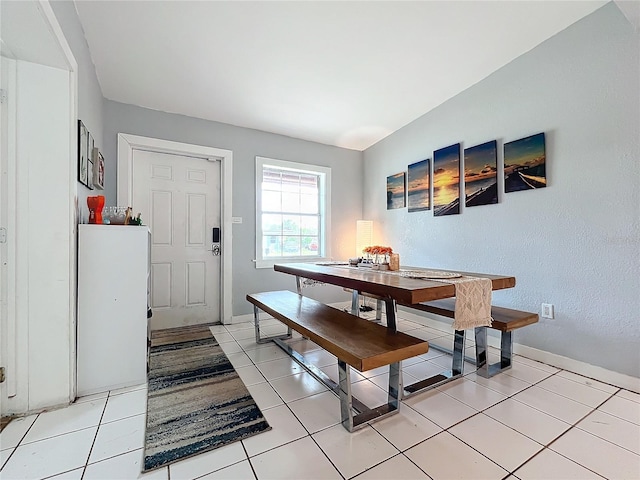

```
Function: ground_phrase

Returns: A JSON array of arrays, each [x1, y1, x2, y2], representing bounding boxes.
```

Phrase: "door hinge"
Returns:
[[0, 89, 6, 104], [0, 227, 6, 244], [0, 367, 5, 383]]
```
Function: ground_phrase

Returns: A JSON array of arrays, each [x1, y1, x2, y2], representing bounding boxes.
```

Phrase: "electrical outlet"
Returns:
[[541, 303, 554, 319]]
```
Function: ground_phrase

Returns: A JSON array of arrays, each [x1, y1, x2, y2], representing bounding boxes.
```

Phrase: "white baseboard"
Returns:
[[236, 302, 640, 393]]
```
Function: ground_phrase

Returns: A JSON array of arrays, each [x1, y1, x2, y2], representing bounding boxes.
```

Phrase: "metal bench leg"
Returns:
[[338, 359, 355, 431], [253, 305, 292, 344], [351, 290, 359, 316], [376, 299, 383, 322], [475, 328, 513, 378], [500, 331, 513, 370], [388, 361, 402, 407], [475, 327, 489, 377], [452, 329, 465, 376]]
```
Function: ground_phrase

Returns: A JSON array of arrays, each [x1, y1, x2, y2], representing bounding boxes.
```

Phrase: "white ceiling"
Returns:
[[74, 1, 609, 151]]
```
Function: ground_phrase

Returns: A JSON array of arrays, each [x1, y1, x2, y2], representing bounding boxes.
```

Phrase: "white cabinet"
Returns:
[[77, 224, 150, 396]]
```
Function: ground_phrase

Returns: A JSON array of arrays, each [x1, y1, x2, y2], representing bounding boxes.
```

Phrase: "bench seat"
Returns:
[[246, 290, 430, 431], [400, 298, 538, 377]]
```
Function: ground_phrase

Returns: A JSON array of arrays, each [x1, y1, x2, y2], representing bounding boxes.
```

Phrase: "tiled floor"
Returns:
[[2, 311, 639, 480]]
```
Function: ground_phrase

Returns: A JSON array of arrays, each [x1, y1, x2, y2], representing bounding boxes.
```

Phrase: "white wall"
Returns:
[[363, 3, 640, 378], [102, 102, 363, 316]]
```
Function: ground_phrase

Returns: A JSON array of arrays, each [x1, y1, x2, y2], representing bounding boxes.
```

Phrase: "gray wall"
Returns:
[[362, 3, 640, 378], [103, 101, 362, 315], [51, 0, 104, 222]]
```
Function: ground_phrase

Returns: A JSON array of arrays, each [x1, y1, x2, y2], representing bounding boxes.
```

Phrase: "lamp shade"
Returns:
[[356, 220, 373, 256]]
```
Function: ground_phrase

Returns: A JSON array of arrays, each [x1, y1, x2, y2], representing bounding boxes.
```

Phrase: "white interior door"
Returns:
[[133, 150, 221, 330]]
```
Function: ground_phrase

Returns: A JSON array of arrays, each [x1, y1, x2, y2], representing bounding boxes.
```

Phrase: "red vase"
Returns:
[[87, 195, 105, 224]]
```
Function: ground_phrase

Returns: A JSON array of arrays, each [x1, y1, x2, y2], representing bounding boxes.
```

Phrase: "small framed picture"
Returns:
[[92, 148, 105, 190], [87, 159, 94, 190], [78, 120, 88, 186]]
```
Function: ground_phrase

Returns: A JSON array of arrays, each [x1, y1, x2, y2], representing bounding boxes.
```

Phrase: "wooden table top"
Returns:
[[274, 263, 516, 305]]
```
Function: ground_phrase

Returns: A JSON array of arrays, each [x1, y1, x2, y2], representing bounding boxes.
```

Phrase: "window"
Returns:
[[255, 156, 331, 268]]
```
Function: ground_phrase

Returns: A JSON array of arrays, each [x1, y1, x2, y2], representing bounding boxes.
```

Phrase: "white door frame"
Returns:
[[117, 133, 233, 324]]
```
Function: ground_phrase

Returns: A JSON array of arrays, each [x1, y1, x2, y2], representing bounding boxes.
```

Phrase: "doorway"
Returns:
[[117, 134, 233, 325]]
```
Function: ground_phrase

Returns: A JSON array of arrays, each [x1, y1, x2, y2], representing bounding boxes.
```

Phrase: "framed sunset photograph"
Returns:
[[433, 143, 460, 216], [408, 159, 430, 212], [386, 172, 406, 210], [504, 132, 546, 193], [464, 140, 498, 207]]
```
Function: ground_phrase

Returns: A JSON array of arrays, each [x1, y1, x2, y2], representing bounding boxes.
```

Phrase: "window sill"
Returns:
[[255, 256, 330, 269]]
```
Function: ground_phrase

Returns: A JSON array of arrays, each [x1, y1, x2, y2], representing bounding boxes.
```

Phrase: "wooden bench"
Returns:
[[399, 298, 538, 378], [246, 290, 430, 431]]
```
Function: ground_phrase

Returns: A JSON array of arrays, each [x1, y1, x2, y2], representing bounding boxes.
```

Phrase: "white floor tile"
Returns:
[[46, 467, 85, 479], [402, 360, 447, 381], [352, 453, 430, 479], [246, 382, 284, 411], [319, 364, 366, 384], [599, 393, 640, 425], [1, 427, 96, 480], [109, 383, 148, 396], [0, 415, 37, 449], [219, 341, 243, 355], [89, 413, 146, 463], [405, 431, 508, 480], [514, 448, 602, 479], [618, 389, 640, 404], [169, 441, 246, 480], [236, 336, 264, 351], [576, 409, 640, 454], [504, 361, 556, 384], [300, 348, 338, 367], [251, 436, 341, 479], [556, 370, 618, 394], [241, 404, 307, 457], [199, 460, 256, 479], [84, 449, 168, 479], [255, 357, 304, 381], [466, 370, 531, 397], [208, 324, 228, 334], [550, 427, 640, 479], [513, 356, 559, 373], [512, 385, 593, 424], [287, 391, 341, 433], [235, 364, 267, 386], [1, 447, 14, 470], [211, 331, 235, 343], [74, 391, 110, 404], [22, 399, 106, 444], [436, 377, 507, 411], [269, 371, 328, 403], [224, 321, 255, 332], [245, 344, 290, 364], [230, 327, 259, 341], [313, 424, 399, 479], [358, 365, 389, 379], [349, 380, 390, 409], [369, 370, 419, 392], [371, 404, 442, 451], [102, 388, 148, 423], [404, 389, 478, 430], [449, 413, 543, 472], [536, 374, 615, 407], [226, 351, 253, 369], [484, 398, 571, 445]]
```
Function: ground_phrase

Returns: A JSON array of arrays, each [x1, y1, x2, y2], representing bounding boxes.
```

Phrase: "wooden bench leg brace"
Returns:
[[253, 305, 292, 344], [474, 327, 513, 378], [338, 359, 401, 432]]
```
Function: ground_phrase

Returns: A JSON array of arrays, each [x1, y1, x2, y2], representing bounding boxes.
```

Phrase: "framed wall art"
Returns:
[[464, 140, 498, 207], [92, 148, 105, 190], [77, 120, 89, 186], [504, 132, 546, 193], [433, 143, 461, 216], [386, 172, 406, 210], [407, 159, 430, 212]]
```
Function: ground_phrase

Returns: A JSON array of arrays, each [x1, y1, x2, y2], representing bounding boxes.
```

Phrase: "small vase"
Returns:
[[389, 254, 400, 271], [379, 263, 389, 271]]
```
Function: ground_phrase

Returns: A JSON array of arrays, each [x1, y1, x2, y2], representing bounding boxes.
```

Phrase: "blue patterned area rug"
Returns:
[[143, 324, 271, 471]]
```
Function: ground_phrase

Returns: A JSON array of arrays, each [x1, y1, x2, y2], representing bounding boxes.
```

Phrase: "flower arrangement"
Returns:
[[362, 246, 393, 267], [362, 245, 393, 256]]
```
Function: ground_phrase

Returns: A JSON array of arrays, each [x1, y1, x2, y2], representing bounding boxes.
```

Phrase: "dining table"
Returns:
[[273, 262, 517, 396]]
